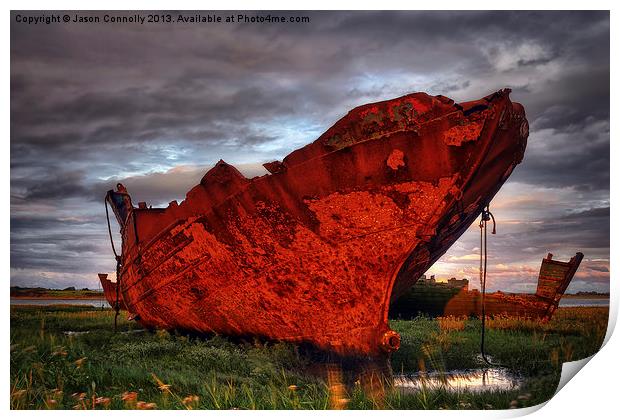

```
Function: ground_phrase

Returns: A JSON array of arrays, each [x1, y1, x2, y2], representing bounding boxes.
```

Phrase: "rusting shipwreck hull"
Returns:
[[97, 273, 127, 310], [391, 252, 584, 320], [105, 89, 528, 358]]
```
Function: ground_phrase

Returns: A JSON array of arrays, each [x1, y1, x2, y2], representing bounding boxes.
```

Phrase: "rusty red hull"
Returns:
[[97, 273, 127, 310], [106, 89, 528, 357], [441, 291, 561, 320]]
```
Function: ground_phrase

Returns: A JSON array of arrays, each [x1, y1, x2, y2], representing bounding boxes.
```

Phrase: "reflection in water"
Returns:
[[323, 360, 392, 409], [11, 299, 110, 308], [327, 364, 349, 409], [63, 331, 89, 336], [324, 363, 520, 408], [395, 368, 520, 393], [356, 364, 388, 408]]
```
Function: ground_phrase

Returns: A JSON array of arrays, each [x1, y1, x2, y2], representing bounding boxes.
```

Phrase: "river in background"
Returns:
[[558, 298, 609, 307], [11, 299, 110, 308]]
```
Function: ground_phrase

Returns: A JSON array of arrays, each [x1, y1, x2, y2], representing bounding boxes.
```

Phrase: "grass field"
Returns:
[[10, 305, 608, 410]]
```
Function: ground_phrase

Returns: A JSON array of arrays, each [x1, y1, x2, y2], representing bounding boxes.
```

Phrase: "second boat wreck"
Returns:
[[390, 252, 584, 320], [103, 89, 529, 358]]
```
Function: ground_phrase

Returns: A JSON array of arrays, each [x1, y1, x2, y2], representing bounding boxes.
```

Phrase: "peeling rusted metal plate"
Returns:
[[97, 273, 127, 310], [105, 89, 528, 357]]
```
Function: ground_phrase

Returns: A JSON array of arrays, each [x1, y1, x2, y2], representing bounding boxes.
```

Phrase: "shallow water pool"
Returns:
[[395, 368, 521, 393]]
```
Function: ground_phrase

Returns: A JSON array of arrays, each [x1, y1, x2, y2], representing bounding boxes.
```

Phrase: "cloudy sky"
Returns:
[[10, 11, 609, 293]]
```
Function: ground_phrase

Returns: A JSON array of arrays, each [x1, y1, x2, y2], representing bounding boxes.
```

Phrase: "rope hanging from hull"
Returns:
[[105, 197, 122, 332], [114, 256, 122, 332], [479, 204, 499, 367]]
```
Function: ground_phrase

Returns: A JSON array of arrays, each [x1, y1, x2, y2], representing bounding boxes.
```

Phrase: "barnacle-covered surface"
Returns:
[[108, 89, 528, 357]]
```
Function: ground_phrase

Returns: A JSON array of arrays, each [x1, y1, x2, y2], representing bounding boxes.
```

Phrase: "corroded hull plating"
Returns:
[[98, 273, 127, 310], [107, 89, 528, 357]]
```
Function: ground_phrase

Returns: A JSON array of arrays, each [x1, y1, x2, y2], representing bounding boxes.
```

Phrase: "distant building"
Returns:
[[417, 274, 436, 285], [416, 275, 468, 290], [447, 277, 469, 290]]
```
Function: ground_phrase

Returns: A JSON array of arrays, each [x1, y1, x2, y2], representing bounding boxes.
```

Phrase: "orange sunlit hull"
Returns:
[[97, 273, 127, 310], [106, 89, 528, 357]]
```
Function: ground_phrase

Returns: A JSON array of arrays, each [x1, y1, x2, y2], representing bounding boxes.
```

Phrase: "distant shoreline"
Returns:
[[10, 287, 104, 300], [10, 295, 104, 300], [562, 294, 610, 299]]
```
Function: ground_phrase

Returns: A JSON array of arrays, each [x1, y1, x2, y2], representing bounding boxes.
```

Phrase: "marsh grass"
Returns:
[[10, 305, 608, 410], [437, 316, 467, 332]]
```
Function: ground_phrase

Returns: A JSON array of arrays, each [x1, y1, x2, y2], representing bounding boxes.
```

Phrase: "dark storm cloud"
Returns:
[[11, 214, 110, 280], [430, 195, 610, 293], [11, 214, 98, 231], [448, 206, 609, 261], [10, 11, 609, 289], [22, 170, 91, 200], [512, 118, 610, 191], [503, 207, 609, 254]]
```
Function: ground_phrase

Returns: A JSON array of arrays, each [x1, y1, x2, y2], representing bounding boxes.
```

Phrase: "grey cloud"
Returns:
[[432, 205, 609, 292], [22, 170, 90, 200], [91, 163, 269, 206], [11, 10, 609, 290], [512, 118, 609, 192]]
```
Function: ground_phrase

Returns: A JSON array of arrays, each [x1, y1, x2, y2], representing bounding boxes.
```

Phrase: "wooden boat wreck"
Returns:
[[104, 89, 529, 358], [97, 273, 127, 310], [390, 252, 584, 321]]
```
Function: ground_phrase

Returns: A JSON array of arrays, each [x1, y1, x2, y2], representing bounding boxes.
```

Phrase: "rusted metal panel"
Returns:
[[536, 253, 576, 299], [97, 273, 127, 310], [537, 252, 584, 319], [105, 89, 529, 357]]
